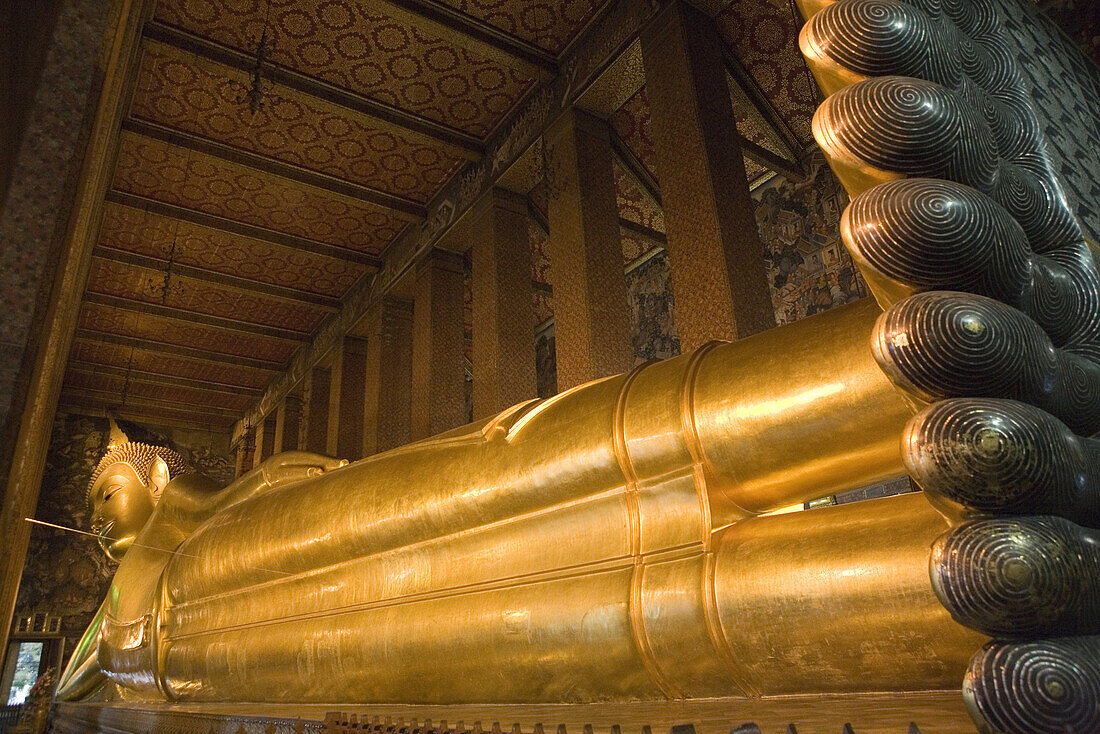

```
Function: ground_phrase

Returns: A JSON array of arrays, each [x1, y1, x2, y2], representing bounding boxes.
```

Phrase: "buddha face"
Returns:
[[88, 461, 155, 561]]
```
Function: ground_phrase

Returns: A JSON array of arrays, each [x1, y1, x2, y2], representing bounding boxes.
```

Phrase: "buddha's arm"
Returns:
[[55, 601, 107, 701], [160, 451, 348, 524]]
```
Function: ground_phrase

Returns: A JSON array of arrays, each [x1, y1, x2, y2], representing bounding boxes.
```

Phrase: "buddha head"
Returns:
[[87, 442, 191, 561]]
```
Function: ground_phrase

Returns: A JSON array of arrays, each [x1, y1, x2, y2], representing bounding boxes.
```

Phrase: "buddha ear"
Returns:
[[148, 456, 170, 498]]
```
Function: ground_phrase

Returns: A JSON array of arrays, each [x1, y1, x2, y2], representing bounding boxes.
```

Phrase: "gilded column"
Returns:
[[545, 108, 634, 390], [331, 335, 369, 461], [272, 393, 302, 453], [411, 249, 466, 440], [470, 186, 538, 418], [362, 298, 414, 455], [640, 0, 776, 350], [302, 365, 331, 455]]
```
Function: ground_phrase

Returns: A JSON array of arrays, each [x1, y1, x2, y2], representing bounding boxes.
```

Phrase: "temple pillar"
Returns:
[[273, 393, 302, 453], [302, 365, 331, 455], [545, 108, 633, 390], [331, 335, 369, 461], [253, 414, 276, 468], [411, 249, 466, 440], [640, 0, 776, 350], [362, 298, 414, 455], [470, 187, 538, 418]]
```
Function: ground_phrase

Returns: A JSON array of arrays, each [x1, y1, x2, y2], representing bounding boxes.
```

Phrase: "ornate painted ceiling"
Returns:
[[60, 0, 815, 433]]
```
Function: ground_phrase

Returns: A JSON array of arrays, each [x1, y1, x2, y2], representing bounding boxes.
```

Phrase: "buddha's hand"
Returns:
[[260, 451, 349, 489]]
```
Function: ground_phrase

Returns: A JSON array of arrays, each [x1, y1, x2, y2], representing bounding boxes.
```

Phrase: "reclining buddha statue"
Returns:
[[55, 0, 1100, 731]]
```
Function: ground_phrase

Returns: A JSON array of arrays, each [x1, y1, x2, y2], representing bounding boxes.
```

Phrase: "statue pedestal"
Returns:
[[52, 692, 977, 734]]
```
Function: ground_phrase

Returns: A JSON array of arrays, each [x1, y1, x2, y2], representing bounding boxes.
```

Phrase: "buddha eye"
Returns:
[[102, 484, 123, 502]]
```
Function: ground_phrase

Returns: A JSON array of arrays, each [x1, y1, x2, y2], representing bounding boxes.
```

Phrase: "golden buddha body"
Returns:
[[60, 300, 982, 706]]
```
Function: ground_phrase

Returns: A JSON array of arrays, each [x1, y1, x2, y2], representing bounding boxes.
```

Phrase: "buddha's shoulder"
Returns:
[[164, 471, 223, 498]]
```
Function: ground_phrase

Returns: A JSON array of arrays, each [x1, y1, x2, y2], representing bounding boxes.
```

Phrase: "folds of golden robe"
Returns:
[[101, 299, 984, 704]]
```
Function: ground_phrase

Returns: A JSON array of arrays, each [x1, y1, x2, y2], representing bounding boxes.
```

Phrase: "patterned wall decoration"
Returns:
[[755, 152, 867, 325], [131, 42, 465, 203], [614, 164, 664, 235], [436, 0, 611, 54], [609, 88, 657, 181], [153, 0, 535, 137], [0, 0, 112, 435], [527, 214, 553, 287], [14, 412, 233, 663], [86, 255, 329, 333], [112, 131, 405, 255], [70, 339, 275, 391], [715, 0, 819, 148], [99, 202, 368, 299], [77, 301, 299, 364], [996, 0, 1100, 242]]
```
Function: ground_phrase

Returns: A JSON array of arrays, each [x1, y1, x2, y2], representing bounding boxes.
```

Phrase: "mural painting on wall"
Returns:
[[14, 413, 234, 663], [535, 326, 558, 398], [755, 151, 868, 325], [626, 252, 681, 364]]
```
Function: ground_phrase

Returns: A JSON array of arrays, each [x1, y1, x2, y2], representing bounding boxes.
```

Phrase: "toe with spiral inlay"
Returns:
[[903, 398, 1100, 526], [965, 636, 1100, 734], [931, 515, 1100, 638]]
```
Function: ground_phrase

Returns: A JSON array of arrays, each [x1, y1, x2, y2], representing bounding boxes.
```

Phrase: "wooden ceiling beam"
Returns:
[[142, 21, 485, 160], [365, 0, 557, 78], [82, 292, 309, 343], [618, 218, 667, 249], [56, 402, 236, 431], [722, 47, 804, 163], [105, 190, 382, 268], [737, 134, 806, 182], [66, 362, 263, 398], [94, 246, 342, 312], [60, 386, 244, 419], [122, 118, 426, 221], [609, 129, 662, 209], [75, 328, 285, 372]]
